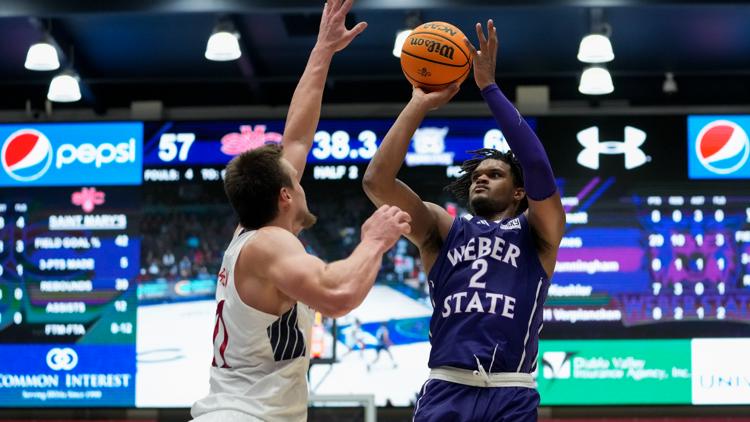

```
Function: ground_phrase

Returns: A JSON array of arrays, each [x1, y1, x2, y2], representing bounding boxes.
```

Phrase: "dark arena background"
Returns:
[[0, 1, 749, 421]]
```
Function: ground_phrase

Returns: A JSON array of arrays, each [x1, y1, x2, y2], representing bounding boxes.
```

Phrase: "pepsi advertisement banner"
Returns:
[[0, 344, 135, 406], [0, 122, 143, 187], [688, 115, 750, 179], [142, 118, 536, 167]]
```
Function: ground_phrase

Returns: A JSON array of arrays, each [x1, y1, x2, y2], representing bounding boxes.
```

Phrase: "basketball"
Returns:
[[400, 21, 471, 90]]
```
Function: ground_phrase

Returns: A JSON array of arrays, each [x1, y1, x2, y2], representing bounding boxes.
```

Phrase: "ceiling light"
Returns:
[[392, 29, 412, 57], [25, 41, 60, 71], [47, 71, 81, 102], [577, 34, 614, 63], [662, 72, 678, 94], [578, 66, 614, 95], [205, 23, 241, 61], [394, 11, 421, 58]]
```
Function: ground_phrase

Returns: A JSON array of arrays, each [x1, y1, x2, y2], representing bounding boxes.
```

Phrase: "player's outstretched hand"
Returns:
[[411, 83, 460, 111], [317, 0, 368, 53], [463, 19, 498, 90], [361, 205, 412, 253]]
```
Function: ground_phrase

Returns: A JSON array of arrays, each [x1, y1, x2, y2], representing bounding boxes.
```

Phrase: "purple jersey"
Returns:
[[427, 213, 549, 374]]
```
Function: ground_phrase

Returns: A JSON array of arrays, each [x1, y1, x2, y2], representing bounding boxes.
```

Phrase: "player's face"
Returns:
[[281, 159, 317, 229], [468, 159, 522, 217]]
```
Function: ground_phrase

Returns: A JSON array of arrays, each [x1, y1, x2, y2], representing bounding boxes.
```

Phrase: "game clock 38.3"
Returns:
[[312, 130, 378, 161]]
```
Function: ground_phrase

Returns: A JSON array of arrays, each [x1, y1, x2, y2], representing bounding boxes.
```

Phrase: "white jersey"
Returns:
[[191, 229, 314, 422]]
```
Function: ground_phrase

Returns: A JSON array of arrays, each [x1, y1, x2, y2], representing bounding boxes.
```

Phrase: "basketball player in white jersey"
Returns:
[[190, 1, 411, 420]]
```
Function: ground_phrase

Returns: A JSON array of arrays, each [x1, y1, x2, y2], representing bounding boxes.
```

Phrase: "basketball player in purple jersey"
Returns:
[[191, 1, 411, 421], [363, 20, 565, 421]]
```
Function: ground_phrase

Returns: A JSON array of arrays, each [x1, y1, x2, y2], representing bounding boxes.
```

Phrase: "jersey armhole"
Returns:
[[519, 213, 550, 283], [425, 216, 462, 287], [227, 232, 282, 322]]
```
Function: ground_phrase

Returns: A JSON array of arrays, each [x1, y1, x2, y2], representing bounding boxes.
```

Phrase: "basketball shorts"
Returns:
[[412, 379, 539, 422]]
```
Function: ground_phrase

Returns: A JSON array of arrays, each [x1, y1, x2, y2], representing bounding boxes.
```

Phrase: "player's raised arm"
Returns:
[[464, 20, 565, 276], [362, 86, 459, 252], [282, 0, 367, 180], [245, 205, 410, 317]]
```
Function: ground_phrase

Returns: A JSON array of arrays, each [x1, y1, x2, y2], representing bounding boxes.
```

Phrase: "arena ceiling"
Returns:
[[0, 0, 749, 112]]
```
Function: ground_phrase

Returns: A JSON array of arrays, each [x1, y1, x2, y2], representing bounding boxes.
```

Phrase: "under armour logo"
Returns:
[[577, 126, 649, 170]]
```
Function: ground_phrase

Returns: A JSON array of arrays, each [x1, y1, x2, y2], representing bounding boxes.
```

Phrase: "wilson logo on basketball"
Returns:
[[1, 129, 53, 182], [409, 38, 455, 60], [695, 119, 750, 175]]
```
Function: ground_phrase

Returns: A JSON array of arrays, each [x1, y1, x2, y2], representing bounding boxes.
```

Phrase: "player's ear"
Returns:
[[513, 187, 526, 202], [279, 187, 293, 209]]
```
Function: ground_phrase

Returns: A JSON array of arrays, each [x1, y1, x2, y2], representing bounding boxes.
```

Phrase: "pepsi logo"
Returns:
[[695, 120, 750, 175], [1, 129, 53, 181]]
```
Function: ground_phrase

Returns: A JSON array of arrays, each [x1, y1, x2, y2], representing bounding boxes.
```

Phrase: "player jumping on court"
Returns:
[[190, 2, 411, 421], [368, 321, 397, 370], [363, 20, 565, 421]]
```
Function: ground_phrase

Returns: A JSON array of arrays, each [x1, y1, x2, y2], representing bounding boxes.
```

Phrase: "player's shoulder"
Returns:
[[423, 201, 456, 242], [243, 226, 304, 257], [423, 201, 453, 219]]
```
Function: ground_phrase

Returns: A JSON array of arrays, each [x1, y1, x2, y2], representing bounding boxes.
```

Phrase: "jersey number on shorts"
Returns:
[[212, 299, 231, 368]]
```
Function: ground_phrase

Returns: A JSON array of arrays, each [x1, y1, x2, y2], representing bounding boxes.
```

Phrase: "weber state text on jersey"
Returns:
[[427, 213, 549, 374]]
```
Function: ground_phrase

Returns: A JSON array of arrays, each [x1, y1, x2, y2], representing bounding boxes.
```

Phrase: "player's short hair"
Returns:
[[224, 144, 293, 230], [445, 148, 528, 214]]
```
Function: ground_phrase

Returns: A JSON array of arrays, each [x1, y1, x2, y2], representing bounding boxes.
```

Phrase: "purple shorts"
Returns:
[[413, 379, 539, 422]]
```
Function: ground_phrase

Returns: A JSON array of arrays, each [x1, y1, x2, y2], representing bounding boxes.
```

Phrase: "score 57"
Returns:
[[159, 133, 196, 162]]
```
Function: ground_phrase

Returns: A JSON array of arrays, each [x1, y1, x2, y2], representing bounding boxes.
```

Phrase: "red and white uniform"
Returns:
[[191, 230, 314, 421]]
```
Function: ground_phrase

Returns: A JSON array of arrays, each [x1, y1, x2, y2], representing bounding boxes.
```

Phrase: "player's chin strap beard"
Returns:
[[301, 211, 317, 229], [470, 196, 497, 218], [472, 343, 499, 386]]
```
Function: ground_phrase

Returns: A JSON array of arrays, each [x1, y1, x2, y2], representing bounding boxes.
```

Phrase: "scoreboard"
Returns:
[[0, 191, 138, 343], [0, 123, 142, 406], [1, 115, 749, 407]]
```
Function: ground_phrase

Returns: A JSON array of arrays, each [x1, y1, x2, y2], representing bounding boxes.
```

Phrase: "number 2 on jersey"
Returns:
[[468, 259, 488, 288]]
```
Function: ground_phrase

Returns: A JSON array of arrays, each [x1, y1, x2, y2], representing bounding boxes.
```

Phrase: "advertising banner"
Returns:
[[537, 340, 692, 405], [0, 123, 143, 187], [691, 338, 750, 404], [0, 345, 135, 406]]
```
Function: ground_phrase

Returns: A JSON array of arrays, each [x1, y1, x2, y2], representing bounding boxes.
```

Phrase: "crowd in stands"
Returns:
[[138, 208, 235, 281], [138, 183, 459, 301]]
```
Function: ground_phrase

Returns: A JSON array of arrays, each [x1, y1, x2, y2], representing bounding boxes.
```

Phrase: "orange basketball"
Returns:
[[400, 21, 471, 90]]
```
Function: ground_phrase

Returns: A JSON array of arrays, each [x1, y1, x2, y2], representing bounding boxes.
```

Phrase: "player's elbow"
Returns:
[[321, 288, 359, 318], [362, 169, 379, 193], [321, 306, 350, 319], [362, 170, 391, 200]]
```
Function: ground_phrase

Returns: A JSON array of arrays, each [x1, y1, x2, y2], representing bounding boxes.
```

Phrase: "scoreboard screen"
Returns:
[[0, 123, 142, 406], [0, 115, 749, 408]]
